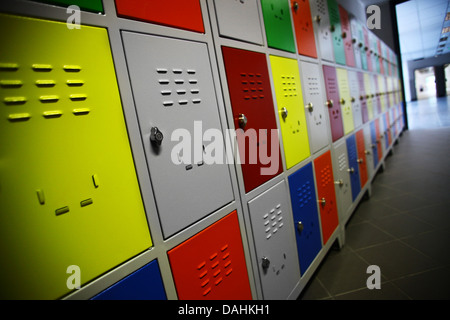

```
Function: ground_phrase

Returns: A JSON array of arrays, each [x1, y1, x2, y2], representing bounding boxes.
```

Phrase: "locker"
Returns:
[[363, 73, 374, 120], [167, 211, 252, 300], [310, 0, 334, 62], [355, 129, 368, 188], [248, 180, 300, 300], [299, 61, 328, 154], [290, 0, 317, 58], [115, 0, 205, 33], [288, 163, 322, 275], [338, 5, 355, 67], [91, 260, 166, 300], [32, 0, 103, 12], [363, 27, 372, 72], [221, 47, 282, 193], [350, 17, 362, 69], [347, 70, 363, 129], [261, 0, 296, 53], [377, 75, 386, 113], [332, 141, 353, 221], [358, 21, 368, 71], [336, 67, 354, 134], [270, 55, 311, 169], [327, 0, 345, 65], [357, 71, 369, 123], [322, 65, 344, 142], [214, 0, 264, 45], [346, 135, 361, 202], [372, 75, 381, 116], [122, 32, 234, 238], [378, 40, 384, 75], [362, 125, 374, 179], [313, 150, 339, 245], [372, 35, 380, 74], [0, 14, 152, 300], [370, 120, 382, 168]]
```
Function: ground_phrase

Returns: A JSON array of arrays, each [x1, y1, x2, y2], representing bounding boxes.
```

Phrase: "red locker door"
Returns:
[[115, 0, 205, 33], [167, 211, 252, 300], [375, 118, 383, 162], [338, 5, 355, 67], [291, 0, 317, 58], [222, 47, 282, 193], [323, 65, 344, 142], [313, 150, 339, 245], [355, 129, 368, 188]]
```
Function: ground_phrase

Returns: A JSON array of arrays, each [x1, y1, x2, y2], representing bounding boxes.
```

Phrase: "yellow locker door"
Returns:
[[0, 14, 152, 299], [363, 73, 374, 120], [336, 68, 354, 134], [269, 55, 310, 169]]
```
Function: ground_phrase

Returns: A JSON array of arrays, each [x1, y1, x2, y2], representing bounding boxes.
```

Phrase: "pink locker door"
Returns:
[[338, 5, 355, 67], [323, 65, 344, 142]]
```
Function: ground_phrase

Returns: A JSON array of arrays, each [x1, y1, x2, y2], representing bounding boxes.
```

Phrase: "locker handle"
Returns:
[[280, 107, 288, 120], [261, 257, 270, 270], [317, 198, 326, 206], [340, 98, 345, 105], [150, 127, 164, 146], [342, 32, 347, 38], [313, 15, 321, 23], [325, 100, 333, 108], [293, 1, 299, 12], [330, 25, 335, 32], [351, 97, 356, 103], [334, 179, 343, 186], [238, 113, 248, 129], [305, 102, 314, 112], [364, 150, 371, 155], [357, 158, 364, 164], [297, 221, 304, 234], [347, 168, 355, 173]]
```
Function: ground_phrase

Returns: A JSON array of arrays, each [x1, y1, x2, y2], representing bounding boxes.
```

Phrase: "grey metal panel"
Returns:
[[300, 61, 329, 154], [363, 124, 375, 179], [214, 0, 263, 45], [347, 70, 363, 129], [311, 0, 334, 62], [247, 180, 300, 300], [332, 141, 352, 221], [122, 31, 234, 238]]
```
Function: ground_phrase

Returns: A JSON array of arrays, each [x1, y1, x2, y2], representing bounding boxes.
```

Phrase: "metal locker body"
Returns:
[[363, 125, 375, 179], [347, 70, 363, 129], [364, 73, 374, 120], [122, 32, 234, 238], [339, 5, 355, 67], [214, 0, 264, 45], [372, 34, 380, 74], [327, 0, 345, 65], [248, 180, 300, 300], [167, 211, 252, 300], [221, 47, 282, 193], [300, 61, 329, 154], [385, 112, 392, 146], [373, 75, 382, 115], [357, 71, 369, 123], [345, 135, 361, 202], [290, 0, 318, 58], [375, 119, 383, 163], [32, 0, 103, 12], [323, 65, 344, 142], [311, 0, 335, 62], [363, 27, 373, 72], [350, 17, 362, 69], [270, 55, 311, 169], [378, 40, 384, 75], [377, 75, 386, 113], [355, 129, 368, 188], [369, 121, 380, 168], [332, 141, 353, 221], [261, 0, 296, 53], [0, 14, 152, 299], [358, 21, 368, 71], [336, 67, 354, 134], [288, 162, 322, 275], [313, 150, 339, 245], [115, 0, 204, 33], [91, 260, 166, 300]]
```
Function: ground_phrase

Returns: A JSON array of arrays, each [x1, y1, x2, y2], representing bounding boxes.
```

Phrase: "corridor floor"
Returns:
[[298, 97, 450, 300]]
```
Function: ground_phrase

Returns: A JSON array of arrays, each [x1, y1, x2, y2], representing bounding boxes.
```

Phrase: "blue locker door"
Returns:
[[346, 135, 361, 201], [288, 163, 322, 275], [370, 121, 379, 168], [91, 260, 167, 300]]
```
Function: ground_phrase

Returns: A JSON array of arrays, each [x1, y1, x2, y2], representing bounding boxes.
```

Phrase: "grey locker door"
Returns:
[[363, 125, 374, 180], [311, 0, 334, 62], [347, 70, 363, 129], [214, 0, 263, 45], [122, 32, 234, 238], [300, 61, 328, 154], [332, 141, 352, 222], [248, 180, 300, 300]]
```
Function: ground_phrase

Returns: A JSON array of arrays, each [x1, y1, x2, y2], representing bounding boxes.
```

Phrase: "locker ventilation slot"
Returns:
[[263, 203, 284, 240], [197, 244, 232, 297], [157, 67, 201, 107]]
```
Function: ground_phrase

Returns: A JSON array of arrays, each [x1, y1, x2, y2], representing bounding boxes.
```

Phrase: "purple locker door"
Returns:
[[323, 65, 344, 142]]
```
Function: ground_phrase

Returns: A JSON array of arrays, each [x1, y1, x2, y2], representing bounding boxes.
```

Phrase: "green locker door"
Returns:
[[261, 0, 296, 53], [327, 0, 345, 65], [270, 55, 310, 169], [32, 0, 103, 13], [0, 14, 151, 299]]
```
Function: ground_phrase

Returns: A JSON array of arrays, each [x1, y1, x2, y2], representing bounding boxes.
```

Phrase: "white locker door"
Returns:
[[332, 140, 352, 222], [347, 70, 363, 129], [311, 0, 334, 62]]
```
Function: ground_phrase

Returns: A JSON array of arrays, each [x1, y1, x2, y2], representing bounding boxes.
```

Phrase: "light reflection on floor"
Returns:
[[406, 96, 450, 129]]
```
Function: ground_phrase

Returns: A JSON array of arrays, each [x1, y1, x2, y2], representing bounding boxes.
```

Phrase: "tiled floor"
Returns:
[[298, 96, 450, 300]]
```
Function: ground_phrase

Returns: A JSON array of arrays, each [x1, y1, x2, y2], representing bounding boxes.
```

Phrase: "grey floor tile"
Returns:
[[370, 212, 435, 239], [297, 277, 330, 300], [345, 221, 394, 250], [407, 203, 450, 229], [381, 193, 435, 213], [333, 282, 410, 300], [401, 228, 450, 265]]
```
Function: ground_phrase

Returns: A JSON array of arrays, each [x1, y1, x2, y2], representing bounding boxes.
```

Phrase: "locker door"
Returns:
[[327, 0, 345, 65], [32, 0, 103, 12], [300, 61, 328, 154], [378, 39, 384, 75], [313, 150, 339, 245], [248, 181, 300, 300], [339, 5, 355, 67], [372, 75, 381, 116], [311, 0, 334, 62], [214, 0, 264, 45], [168, 211, 252, 300], [323, 65, 344, 142], [350, 17, 362, 69], [357, 71, 369, 123], [270, 55, 311, 169], [370, 121, 381, 168], [377, 75, 386, 113], [261, 0, 296, 53], [91, 260, 166, 300], [221, 47, 282, 193], [364, 73, 374, 120], [115, 0, 204, 33], [363, 125, 375, 179], [0, 14, 152, 300], [336, 68, 354, 134], [122, 32, 234, 238], [332, 141, 353, 221], [355, 129, 368, 188], [288, 162, 322, 275], [363, 27, 372, 72], [290, 0, 318, 58], [346, 135, 361, 202], [358, 21, 368, 71], [348, 70, 363, 129]]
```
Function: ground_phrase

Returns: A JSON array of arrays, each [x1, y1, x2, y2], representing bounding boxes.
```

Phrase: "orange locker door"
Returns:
[[291, 0, 317, 58]]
